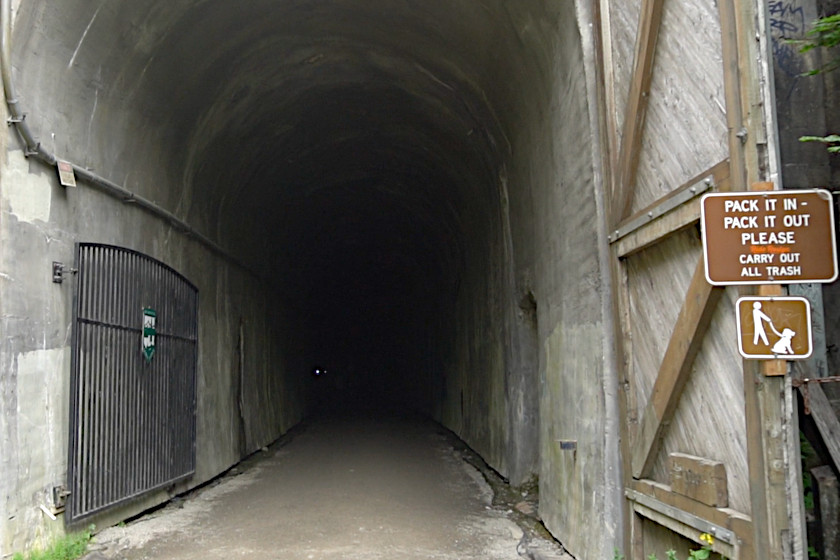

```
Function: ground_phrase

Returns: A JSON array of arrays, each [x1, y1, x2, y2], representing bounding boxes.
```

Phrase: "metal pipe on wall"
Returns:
[[0, 0, 240, 266]]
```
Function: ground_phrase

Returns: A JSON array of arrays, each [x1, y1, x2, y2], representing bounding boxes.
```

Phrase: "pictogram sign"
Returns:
[[735, 297, 812, 359], [701, 189, 837, 285]]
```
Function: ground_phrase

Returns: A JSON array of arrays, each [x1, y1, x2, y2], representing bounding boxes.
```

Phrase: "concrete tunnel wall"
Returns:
[[0, 1, 620, 558]]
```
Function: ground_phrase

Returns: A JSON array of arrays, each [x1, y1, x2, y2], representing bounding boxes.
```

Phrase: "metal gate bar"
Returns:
[[67, 243, 198, 524]]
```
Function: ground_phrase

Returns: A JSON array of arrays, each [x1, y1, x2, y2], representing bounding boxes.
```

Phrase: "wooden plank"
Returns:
[[618, 161, 730, 232], [792, 355, 840, 471], [631, 502, 736, 558], [609, 0, 666, 226], [615, 160, 731, 258], [632, 479, 755, 558], [631, 479, 752, 535], [747, 366, 788, 560], [736, 183, 789, 560], [618, 260, 638, 436], [627, 489, 735, 544], [631, 257, 725, 478], [595, 0, 618, 206], [811, 466, 840, 560], [669, 453, 728, 508], [741, 332, 773, 559], [611, 235, 637, 557], [631, 510, 644, 560], [729, 513, 755, 559], [718, 0, 748, 193], [801, 382, 840, 471], [615, 198, 699, 258]]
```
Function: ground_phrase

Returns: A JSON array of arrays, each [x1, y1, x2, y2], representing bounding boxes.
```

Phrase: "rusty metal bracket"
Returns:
[[52, 261, 77, 284], [792, 376, 840, 415]]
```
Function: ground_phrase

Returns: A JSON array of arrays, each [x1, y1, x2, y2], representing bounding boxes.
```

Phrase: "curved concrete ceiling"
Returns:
[[11, 0, 565, 399]]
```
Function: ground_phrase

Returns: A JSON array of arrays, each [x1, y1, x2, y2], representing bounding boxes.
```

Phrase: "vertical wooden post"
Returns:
[[720, 0, 791, 550], [739, 182, 790, 559], [594, 0, 633, 555]]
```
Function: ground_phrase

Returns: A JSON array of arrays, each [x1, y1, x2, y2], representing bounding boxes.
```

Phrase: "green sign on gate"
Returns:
[[142, 307, 156, 362]]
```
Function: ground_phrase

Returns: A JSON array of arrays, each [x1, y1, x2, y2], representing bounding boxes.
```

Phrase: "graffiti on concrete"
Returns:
[[768, 0, 806, 76]]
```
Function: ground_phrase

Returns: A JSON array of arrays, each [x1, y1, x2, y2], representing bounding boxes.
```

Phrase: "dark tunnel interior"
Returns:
[[12, 0, 561, 426], [134, 1, 531, 417], [265, 88, 493, 416]]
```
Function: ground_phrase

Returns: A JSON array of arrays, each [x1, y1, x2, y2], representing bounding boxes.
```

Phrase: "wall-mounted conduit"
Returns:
[[0, 0, 245, 272]]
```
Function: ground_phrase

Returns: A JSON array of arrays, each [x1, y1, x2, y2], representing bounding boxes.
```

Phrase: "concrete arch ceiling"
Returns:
[[12, 0, 557, 373]]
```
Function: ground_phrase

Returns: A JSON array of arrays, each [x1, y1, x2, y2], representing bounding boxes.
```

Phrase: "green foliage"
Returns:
[[634, 533, 721, 560], [639, 547, 715, 560], [794, 15, 840, 153], [796, 14, 840, 75], [803, 471, 816, 509], [809, 544, 821, 558], [609, 533, 724, 559], [635, 547, 714, 560], [689, 547, 710, 560], [799, 135, 840, 153], [801, 431, 819, 463], [11, 526, 94, 560]]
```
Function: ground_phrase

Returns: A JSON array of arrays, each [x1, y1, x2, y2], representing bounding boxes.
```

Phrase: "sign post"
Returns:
[[701, 189, 837, 285]]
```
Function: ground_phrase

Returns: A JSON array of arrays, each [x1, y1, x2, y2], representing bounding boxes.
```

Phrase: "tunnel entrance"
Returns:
[[3, 0, 826, 557], [4, 0, 602, 553]]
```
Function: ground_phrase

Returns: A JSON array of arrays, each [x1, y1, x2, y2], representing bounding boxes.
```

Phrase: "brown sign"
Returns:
[[701, 189, 837, 285], [736, 297, 811, 359]]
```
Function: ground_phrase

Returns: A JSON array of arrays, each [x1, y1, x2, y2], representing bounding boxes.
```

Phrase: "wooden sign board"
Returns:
[[735, 297, 812, 359], [701, 189, 837, 285], [669, 453, 728, 508]]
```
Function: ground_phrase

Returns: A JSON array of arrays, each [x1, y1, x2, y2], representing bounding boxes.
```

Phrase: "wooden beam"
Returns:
[[615, 197, 699, 258], [630, 479, 753, 549], [609, 0, 666, 226], [793, 360, 840, 471], [631, 256, 725, 478], [595, 0, 619, 205], [631, 501, 736, 558], [598, 4, 635, 554], [729, 514, 756, 559], [738, 184, 790, 560], [669, 453, 728, 508], [614, 160, 731, 258], [801, 382, 840, 471], [718, 0, 762, 194]]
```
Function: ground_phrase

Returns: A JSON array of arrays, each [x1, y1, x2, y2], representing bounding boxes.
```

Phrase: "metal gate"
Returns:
[[67, 243, 198, 524]]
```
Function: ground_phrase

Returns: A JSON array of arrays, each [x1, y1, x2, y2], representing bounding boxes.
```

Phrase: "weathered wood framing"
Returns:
[[630, 479, 755, 558], [630, 257, 724, 479], [800, 381, 840, 468], [613, 160, 730, 258], [609, 0, 665, 226], [599, 0, 787, 557], [794, 360, 840, 477]]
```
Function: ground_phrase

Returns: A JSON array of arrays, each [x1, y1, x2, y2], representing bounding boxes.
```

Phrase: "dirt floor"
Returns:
[[87, 412, 571, 560]]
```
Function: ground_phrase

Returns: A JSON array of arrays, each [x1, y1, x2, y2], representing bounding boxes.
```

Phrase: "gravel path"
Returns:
[[89, 414, 570, 560]]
